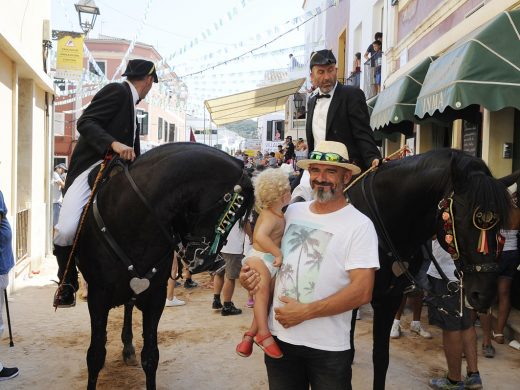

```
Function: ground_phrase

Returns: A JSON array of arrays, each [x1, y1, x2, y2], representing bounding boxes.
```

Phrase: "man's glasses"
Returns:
[[309, 151, 349, 163]]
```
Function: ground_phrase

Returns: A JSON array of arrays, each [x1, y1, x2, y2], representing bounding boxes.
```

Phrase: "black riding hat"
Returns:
[[122, 59, 158, 83], [309, 49, 337, 69]]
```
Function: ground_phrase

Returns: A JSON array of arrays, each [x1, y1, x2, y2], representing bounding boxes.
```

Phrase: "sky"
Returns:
[[51, 0, 308, 115]]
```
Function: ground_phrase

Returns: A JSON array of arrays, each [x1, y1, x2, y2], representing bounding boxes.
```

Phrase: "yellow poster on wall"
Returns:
[[55, 31, 84, 80]]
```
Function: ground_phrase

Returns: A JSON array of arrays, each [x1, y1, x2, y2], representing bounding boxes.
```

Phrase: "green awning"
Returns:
[[415, 10, 520, 119], [370, 56, 436, 133], [366, 94, 378, 115]]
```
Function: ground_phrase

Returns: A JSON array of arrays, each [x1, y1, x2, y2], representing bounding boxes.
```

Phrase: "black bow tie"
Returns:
[[316, 94, 331, 100]]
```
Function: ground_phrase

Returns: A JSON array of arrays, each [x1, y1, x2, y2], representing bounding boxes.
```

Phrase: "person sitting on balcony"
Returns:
[[52, 59, 158, 308]]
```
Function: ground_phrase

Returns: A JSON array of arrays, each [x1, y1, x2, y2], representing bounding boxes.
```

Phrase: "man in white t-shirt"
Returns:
[[241, 141, 379, 390]]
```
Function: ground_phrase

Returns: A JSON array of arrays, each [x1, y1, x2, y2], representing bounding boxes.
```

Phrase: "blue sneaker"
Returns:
[[429, 377, 464, 390], [464, 373, 483, 389]]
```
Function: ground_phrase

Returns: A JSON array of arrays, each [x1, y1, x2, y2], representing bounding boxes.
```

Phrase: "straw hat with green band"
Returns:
[[296, 141, 361, 175]]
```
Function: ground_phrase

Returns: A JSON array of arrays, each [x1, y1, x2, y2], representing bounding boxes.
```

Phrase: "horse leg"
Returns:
[[140, 298, 165, 390], [371, 293, 403, 390], [86, 290, 110, 390], [122, 301, 138, 366]]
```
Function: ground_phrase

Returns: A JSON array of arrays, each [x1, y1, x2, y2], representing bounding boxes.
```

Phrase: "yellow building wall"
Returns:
[[482, 108, 515, 178]]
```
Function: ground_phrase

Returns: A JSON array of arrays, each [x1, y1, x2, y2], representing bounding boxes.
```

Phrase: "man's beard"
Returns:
[[312, 186, 336, 203]]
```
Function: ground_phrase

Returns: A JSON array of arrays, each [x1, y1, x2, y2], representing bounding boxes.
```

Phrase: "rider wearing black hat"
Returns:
[[52, 58, 158, 308], [305, 49, 380, 171]]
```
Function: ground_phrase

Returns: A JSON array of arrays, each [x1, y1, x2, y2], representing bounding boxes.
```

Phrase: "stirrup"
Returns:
[[53, 283, 77, 309]]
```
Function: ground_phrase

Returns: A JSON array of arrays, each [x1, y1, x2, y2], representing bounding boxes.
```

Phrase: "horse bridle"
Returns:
[[179, 184, 246, 272], [92, 162, 246, 296], [437, 192, 503, 274], [359, 173, 501, 317]]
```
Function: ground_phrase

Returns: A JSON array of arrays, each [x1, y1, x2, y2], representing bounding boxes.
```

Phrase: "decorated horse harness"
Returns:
[[92, 161, 246, 297]]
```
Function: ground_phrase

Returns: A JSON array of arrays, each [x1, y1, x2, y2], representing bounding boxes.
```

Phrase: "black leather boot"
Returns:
[[53, 245, 78, 308]]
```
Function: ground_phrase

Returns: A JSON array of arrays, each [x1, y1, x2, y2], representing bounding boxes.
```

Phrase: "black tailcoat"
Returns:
[[65, 82, 140, 192], [305, 83, 381, 170]]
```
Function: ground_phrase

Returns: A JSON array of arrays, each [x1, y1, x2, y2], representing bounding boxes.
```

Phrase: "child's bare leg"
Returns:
[[246, 257, 275, 346]]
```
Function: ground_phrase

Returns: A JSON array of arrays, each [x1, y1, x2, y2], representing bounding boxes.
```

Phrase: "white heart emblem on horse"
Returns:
[[130, 277, 150, 294]]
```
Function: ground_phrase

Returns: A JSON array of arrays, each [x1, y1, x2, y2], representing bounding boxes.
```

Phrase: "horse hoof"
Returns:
[[124, 354, 139, 366]]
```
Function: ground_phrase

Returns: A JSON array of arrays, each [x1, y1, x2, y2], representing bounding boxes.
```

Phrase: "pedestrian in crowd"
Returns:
[[240, 141, 379, 389], [52, 59, 158, 308], [390, 293, 432, 339], [212, 220, 251, 316], [165, 252, 185, 307], [183, 269, 199, 289], [275, 145, 284, 163], [0, 189, 19, 381], [283, 136, 295, 164], [352, 52, 362, 74], [236, 168, 291, 359], [479, 184, 520, 356], [51, 163, 67, 228], [268, 152, 278, 168], [427, 238, 483, 390]]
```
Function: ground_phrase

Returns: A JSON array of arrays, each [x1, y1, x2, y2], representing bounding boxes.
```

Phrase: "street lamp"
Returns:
[[75, 0, 100, 35], [293, 93, 305, 140]]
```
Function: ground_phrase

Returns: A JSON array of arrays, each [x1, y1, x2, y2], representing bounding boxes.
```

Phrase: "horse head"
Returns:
[[180, 178, 254, 274], [435, 153, 511, 312], [168, 145, 254, 274]]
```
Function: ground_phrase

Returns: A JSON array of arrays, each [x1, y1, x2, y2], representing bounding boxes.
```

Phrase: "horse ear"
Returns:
[[498, 170, 520, 188]]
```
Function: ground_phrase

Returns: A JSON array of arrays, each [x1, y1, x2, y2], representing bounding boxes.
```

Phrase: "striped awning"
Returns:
[[415, 10, 520, 119], [204, 78, 306, 126]]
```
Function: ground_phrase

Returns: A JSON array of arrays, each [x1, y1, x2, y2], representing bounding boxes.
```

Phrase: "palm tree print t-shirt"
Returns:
[[269, 201, 379, 351]]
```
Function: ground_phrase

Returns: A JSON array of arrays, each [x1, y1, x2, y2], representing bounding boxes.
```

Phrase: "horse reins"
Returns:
[[55, 155, 110, 310]]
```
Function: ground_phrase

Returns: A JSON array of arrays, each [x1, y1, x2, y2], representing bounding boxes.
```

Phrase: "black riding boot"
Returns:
[[53, 245, 78, 308]]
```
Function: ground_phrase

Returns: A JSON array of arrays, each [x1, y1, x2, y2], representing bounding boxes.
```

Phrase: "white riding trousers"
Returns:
[[53, 161, 101, 246]]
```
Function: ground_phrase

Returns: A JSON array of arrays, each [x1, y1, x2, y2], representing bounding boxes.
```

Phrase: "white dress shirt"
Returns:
[[311, 81, 338, 145], [125, 80, 139, 147]]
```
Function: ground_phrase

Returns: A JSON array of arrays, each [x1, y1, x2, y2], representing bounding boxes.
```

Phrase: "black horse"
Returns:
[[347, 148, 513, 390], [76, 143, 254, 390]]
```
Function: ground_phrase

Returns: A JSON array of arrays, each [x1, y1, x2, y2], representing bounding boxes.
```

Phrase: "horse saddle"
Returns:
[[88, 157, 127, 190]]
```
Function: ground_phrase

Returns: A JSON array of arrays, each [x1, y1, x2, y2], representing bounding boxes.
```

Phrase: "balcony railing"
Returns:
[[346, 71, 361, 88]]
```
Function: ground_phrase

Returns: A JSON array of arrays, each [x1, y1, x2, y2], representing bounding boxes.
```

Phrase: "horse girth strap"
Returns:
[[92, 194, 172, 293]]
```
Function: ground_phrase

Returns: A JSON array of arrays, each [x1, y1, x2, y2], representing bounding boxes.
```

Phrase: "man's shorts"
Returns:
[[216, 253, 243, 279], [498, 250, 520, 279], [426, 275, 473, 331]]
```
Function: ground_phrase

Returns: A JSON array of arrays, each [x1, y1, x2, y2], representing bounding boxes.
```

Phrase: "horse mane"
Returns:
[[381, 148, 511, 228], [133, 142, 254, 226]]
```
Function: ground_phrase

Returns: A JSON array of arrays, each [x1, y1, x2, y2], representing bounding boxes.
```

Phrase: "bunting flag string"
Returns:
[[161, 0, 335, 67], [110, 0, 154, 81], [170, 44, 306, 76], [175, 1, 336, 79], [158, 0, 256, 66]]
